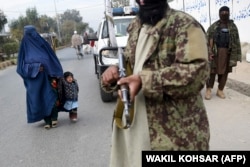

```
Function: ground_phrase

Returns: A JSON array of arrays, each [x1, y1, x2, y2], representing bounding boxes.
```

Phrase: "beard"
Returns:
[[219, 14, 229, 22], [137, 1, 168, 26]]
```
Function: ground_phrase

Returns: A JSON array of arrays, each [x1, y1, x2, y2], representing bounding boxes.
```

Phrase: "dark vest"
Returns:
[[214, 27, 230, 48]]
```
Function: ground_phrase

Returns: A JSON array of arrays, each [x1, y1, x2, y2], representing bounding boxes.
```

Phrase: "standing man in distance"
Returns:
[[101, 0, 210, 166], [205, 6, 242, 100]]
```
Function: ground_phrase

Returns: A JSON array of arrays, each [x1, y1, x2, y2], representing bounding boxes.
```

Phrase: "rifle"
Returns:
[[117, 47, 131, 128]]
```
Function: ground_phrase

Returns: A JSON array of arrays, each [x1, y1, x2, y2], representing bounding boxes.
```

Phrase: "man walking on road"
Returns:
[[71, 31, 83, 57]]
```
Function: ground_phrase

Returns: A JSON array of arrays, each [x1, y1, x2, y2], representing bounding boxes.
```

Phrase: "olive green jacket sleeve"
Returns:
[[125, 8, 210, 100], [139, 24, 210, 99]]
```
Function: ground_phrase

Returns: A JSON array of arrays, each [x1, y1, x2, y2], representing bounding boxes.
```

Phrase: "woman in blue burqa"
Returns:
[[17, 25, 63, 129]]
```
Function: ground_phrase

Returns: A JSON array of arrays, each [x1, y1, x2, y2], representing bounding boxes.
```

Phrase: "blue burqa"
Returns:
[[16, 25, 63, 123]]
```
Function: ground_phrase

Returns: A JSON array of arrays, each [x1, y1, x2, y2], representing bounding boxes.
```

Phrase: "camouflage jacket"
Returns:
[[124, 7, 210, 150], [207, 20, 242, 67]]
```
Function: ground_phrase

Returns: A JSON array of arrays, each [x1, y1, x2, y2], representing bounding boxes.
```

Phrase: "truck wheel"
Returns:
[[99, 77, 113, 102]]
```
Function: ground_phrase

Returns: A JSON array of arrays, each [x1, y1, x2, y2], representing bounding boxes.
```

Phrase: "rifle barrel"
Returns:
[[118, 48, 131, 128]]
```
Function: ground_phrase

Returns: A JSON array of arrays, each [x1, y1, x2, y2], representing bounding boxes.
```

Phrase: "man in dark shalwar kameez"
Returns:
[[205, 6, 242, 100]]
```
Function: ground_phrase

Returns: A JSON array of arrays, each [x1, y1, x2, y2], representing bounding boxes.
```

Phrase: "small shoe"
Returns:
[[216, 89, 226, 99], [205, 88, 212, 100], [72, 113, 78, 122], [69, 112, 77, 122], [44, 124, 51, 130], [52, 120, 58, 128]]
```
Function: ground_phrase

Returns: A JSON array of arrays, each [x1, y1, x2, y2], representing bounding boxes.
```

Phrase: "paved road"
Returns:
[[0, 48, 114, 167], [0, 47, 249, 167], [203, 87, 250, 150]]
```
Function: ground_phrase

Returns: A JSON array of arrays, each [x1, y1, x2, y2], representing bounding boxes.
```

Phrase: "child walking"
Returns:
[[58, 71, 79, 122]]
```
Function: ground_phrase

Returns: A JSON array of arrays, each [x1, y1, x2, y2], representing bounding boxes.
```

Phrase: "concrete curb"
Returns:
[[226, 78, 250, 97], [0, 59, 17, 70]]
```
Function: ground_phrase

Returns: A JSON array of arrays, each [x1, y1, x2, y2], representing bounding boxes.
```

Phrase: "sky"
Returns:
[[0, 0, 105, 31], [1, 0, 249, 43]]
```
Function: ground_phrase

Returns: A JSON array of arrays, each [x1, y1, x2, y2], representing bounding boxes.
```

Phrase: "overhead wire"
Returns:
[[3, 3, 104, 16]]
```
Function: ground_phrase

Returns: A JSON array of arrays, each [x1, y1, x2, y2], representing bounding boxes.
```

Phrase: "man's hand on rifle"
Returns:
[[101, 65, 119, 86], [117, 74, 142, 102], [102, 66, 142, 102]]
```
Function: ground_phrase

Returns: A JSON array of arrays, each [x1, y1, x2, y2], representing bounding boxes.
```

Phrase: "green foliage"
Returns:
[[0, 37, 16, 54], [39, 15, 57, 33], [0, 36, 4, 48], [60, 9, 83, 23], [2, 42, 19, 57], [0, 9, 8, 31], [59, 9, 89, 45], [8, 7, 93, 46], [26, 8, 39, 28]]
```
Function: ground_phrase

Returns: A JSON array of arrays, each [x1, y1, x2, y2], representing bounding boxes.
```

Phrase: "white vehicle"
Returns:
[[88, 6, 138, 102]]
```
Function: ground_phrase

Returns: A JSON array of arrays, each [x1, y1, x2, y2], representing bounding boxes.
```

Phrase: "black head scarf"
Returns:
[[136, 0, 168, 25], [64, 71, 74, 79], [219, 6, 230, 22]]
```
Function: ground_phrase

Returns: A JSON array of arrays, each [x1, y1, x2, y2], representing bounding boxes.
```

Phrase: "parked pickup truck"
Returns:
[[88, 6, 138, 102]]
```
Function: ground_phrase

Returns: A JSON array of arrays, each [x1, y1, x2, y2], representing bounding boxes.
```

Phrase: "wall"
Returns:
[[169, 0, 250, 43]]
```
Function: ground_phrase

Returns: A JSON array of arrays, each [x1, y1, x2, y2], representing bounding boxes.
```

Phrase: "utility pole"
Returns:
[[54, 0, 62, 42]]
